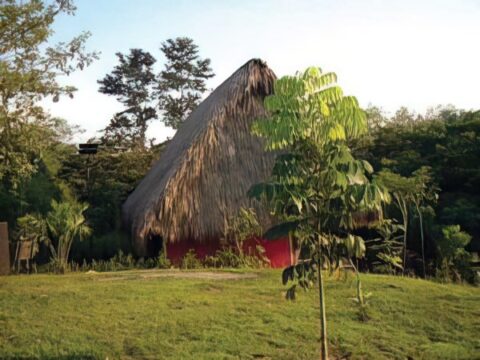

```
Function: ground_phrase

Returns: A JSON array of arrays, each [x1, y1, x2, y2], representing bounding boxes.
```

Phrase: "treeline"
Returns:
[[359, 106, 479, 281]]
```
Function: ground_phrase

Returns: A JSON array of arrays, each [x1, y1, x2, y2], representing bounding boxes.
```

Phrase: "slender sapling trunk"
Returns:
[[317, 238, 328, 360]]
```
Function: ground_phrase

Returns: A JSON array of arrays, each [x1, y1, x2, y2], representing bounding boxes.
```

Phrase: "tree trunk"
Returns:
[[415, 203, 426, 278], [317, 243, 328, 360], [396, 196, 408, 276], [402, 214, 408, 276], [349, 258, 363, 305]]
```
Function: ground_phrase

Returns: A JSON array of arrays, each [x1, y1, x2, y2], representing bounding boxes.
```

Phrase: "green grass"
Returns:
[[0, 269, 479, 359]]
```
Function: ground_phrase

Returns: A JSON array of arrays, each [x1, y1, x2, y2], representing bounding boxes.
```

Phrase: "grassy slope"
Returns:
[[0, 270, 479, 360]]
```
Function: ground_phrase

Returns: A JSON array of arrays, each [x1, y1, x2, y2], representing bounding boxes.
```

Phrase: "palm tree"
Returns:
[[46, 200, 91, 272]]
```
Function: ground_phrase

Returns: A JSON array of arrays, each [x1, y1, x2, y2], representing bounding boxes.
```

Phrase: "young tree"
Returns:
[[377, 166, 438, 277], [98, 49, 157, 149], [0, 0, 97, 190], [158, 37, 214, 129], [436, 225, 472, 282], [250, 68, 389, 359], [411, 167, 438, 277], [376, 169, 412, 274]]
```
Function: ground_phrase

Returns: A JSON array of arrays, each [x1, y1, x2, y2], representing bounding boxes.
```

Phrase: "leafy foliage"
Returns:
[[251, 67, 389, 266], [361, 106, 479, 280], [203, 247, 268, 268], [223, 207, 262, 253], [435, 225, 473, 282], [45, 199, 91, 272], [98, 49, 157, 148], [376, 168, 438, 274], [158, 37, 214, 129], [365, 107, 480, 252], [15, 213, 49, 258], [180, 249, 203, 269], [366, 220, 404, 274], [0, 0, 97, 189], [60, 149, 157, 232]]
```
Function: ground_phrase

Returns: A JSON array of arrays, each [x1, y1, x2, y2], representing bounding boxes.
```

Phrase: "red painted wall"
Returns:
[[166, 236, 292, 268]]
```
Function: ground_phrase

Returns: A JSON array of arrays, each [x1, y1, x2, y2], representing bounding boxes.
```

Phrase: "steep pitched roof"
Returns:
[[122, 59, 276, 255]]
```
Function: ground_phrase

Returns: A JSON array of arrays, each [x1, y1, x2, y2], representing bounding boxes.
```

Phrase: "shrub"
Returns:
[[203, 246, 269, 269], [366, 220, 404, 275], [435, 225, 473, 282], [46, 200, 91, 272], [156, 252, 171, 269], [204, 248, 242, 268], [223, 208, 262, 255], [180, 249, 203, 269]]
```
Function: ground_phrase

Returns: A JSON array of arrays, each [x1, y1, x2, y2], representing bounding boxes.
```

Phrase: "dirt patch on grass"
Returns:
[[92, 269, 258, 282]]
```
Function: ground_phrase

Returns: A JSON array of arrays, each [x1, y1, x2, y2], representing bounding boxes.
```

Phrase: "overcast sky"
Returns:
[[45, 0, 480, 143]]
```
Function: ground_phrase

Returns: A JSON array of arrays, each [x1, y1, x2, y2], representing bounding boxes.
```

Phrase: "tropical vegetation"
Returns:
[[1, 1, 479, 359]]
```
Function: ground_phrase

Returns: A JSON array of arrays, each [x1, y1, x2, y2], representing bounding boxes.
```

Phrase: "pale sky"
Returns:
[[45, 0, 480, 143]]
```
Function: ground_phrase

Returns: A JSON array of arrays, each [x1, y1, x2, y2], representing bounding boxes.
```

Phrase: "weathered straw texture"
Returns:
[[123, 59, 277, 255]]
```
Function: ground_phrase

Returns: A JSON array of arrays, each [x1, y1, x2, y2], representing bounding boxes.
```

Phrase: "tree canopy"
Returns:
[[158, 37, 214, 129], [0, 0, 97, 189], [98, 49, 157, 149]]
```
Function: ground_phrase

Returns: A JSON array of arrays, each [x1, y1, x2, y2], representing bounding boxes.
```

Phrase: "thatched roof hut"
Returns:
[[123, 59, 279, 257]]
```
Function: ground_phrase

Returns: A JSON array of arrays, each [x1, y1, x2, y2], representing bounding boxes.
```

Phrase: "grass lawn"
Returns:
[[0, 269, 479, 359]]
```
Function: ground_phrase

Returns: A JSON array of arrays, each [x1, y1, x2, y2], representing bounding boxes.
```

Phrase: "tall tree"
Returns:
[[98, 49, 157, 149], [411, 167, 438, 277], [158, 37, 214, 129], [376, 169, 414, 274], [0, 0, 97, 191]]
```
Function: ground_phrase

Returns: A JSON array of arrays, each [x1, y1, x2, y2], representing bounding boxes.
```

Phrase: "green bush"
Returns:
[[435, 225, 473, 283], [156, 252, 172, 269], [203, 246, 269, 269], [180, 249, 203, 269]]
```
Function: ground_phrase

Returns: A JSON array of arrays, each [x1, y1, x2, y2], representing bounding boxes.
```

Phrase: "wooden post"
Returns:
[[0, 222, 10, 275]]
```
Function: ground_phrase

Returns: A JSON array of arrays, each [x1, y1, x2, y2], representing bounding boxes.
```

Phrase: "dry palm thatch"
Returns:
[[123, 59, 277, 255]]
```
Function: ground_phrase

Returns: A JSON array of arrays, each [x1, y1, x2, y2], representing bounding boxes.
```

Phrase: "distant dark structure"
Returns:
[[0, 222, 10, 275], [78, 143, 99, 155]]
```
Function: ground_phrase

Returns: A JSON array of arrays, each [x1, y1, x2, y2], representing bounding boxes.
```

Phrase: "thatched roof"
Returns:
[[122, 59, 277, 255]]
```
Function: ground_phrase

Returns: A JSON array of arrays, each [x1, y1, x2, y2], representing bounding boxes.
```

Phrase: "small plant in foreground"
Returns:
[[345, 234, 372, 322]]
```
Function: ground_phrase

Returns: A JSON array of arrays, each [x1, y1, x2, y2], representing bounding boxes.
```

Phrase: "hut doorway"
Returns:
[[146, 234, 164, 257]]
